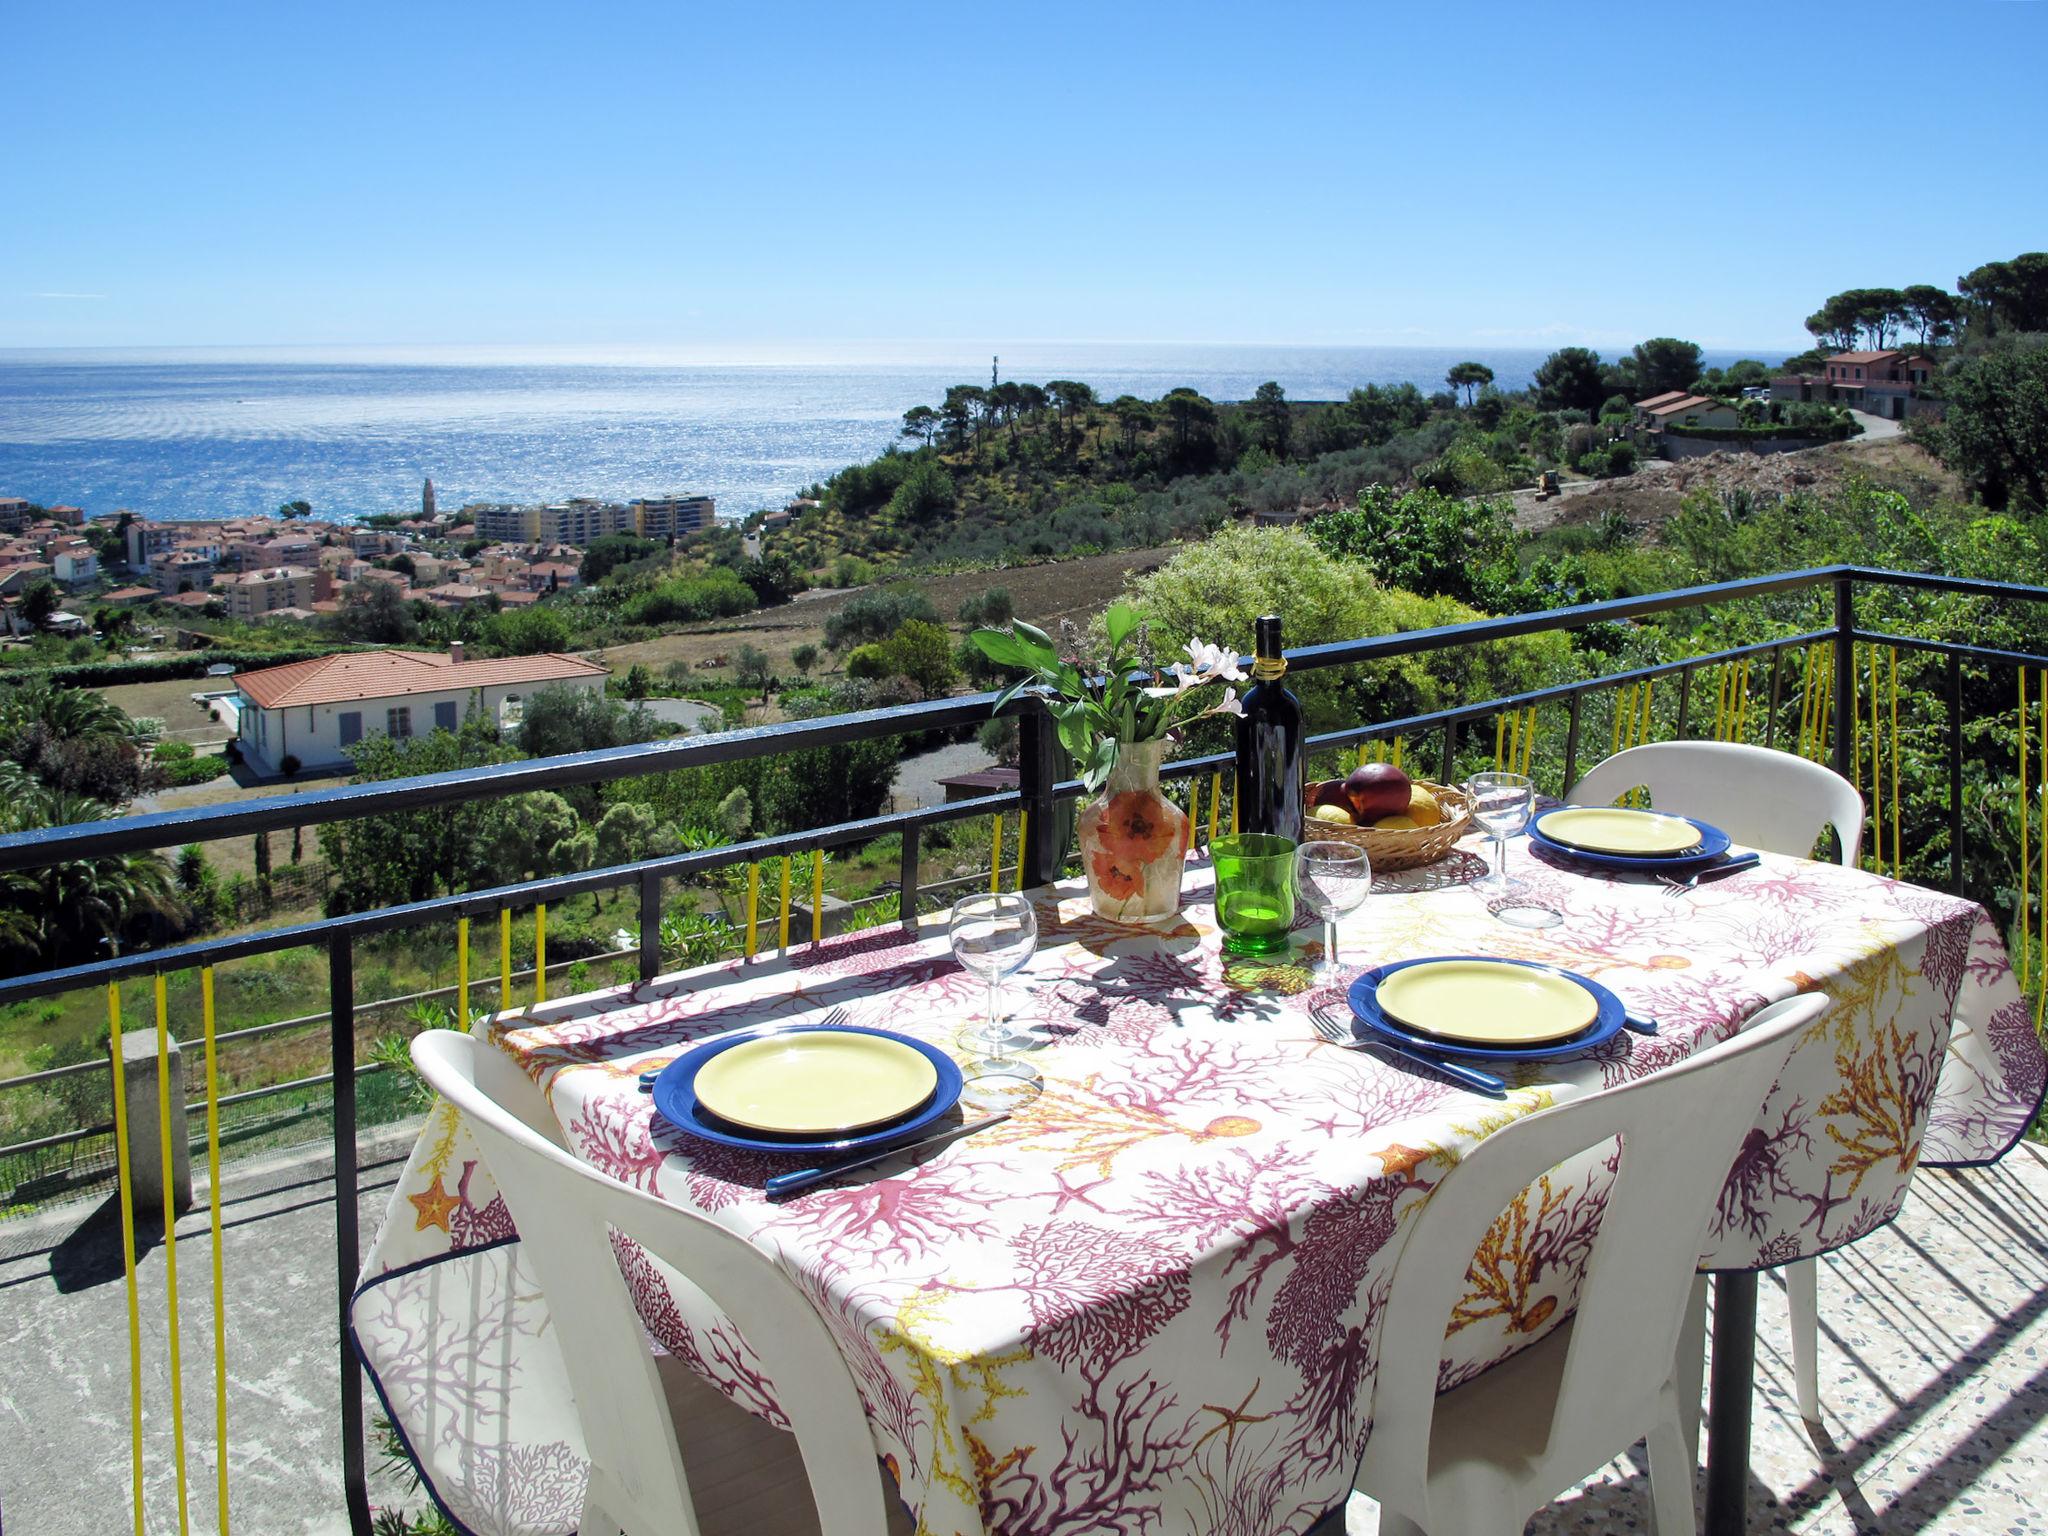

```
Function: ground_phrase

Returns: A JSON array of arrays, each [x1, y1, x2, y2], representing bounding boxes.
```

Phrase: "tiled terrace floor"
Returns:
[[2, 1127, 2043, 1535]]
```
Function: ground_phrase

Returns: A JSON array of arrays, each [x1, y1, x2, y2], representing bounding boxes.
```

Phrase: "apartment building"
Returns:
[[631, 495, 717, 539], [0, 497, 30, 534], [221, 565, 330, 620], [50, 542, 100, 586], [462, 494, 715, 547]]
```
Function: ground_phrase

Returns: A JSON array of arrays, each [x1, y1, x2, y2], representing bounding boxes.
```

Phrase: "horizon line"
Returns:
[[0, 335, 1813, 361]]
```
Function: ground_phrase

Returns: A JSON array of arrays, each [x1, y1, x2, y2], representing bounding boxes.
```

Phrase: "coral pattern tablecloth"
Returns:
[[359, 840, 2045, 1536]]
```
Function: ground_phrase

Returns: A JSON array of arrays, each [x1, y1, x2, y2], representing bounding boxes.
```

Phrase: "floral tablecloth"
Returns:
[[359, 841, 2045, 1536]]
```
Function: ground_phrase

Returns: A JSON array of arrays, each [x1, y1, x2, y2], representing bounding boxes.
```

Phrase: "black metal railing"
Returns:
[[5, 562, 2048, 1535]]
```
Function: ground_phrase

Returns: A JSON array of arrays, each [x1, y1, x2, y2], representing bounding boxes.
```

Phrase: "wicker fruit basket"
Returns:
[[1298, 780, 1473, 872]]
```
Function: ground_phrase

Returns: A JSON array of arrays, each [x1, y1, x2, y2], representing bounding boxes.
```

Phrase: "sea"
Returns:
[[0, 342, 1768, 525]]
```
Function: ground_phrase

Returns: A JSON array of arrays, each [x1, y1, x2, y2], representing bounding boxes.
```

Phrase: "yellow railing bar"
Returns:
[[778, 857, 792, 949], [1796, 647, 1815, 757], [1808, 646, 1822, 758], [456, 916, 469, 1029], [1521, 708, 1537, 776], [1495, 712, 1508, 769], [810, 851, 825, 943], [1888, 649, 1901, 879], [1612, 681, 1629, 758], [107, 982, 145, 1536], [1231, 781, 1240, 835], [534, 904, 547, 1005], [156, 974, 193, 1536], [744, 863, 760, 959], [1638, 677, 1653, 748], [989, 814, 1004, 894], [2020, 668, 2030, 992], [1393, 735, 1404, 771], [1015, 809, 1029, 891], [500, 908, 513, 1013], [1186, 777, 1201, 857], [202, 967, 228, 1536], [1713, 664, 1731, 742], [1207, 771, 1221, 846]]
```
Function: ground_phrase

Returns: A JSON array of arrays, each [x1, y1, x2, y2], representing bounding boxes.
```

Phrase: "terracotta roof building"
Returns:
[[232, 645, 607, 775]]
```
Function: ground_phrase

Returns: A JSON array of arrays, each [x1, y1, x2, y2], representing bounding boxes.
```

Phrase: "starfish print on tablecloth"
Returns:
[[407, 1173, 460, 1232], [1194, 1378, 1276, 1456]]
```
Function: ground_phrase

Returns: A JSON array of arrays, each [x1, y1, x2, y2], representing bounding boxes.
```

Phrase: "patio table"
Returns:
[[358, 838, 2044, 1536]]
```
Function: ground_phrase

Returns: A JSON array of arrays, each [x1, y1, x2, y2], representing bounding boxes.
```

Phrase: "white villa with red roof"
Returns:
[[232, 643, 607, 775]]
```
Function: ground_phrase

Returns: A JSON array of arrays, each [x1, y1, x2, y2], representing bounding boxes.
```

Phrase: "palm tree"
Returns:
[[0, 767, 184, 966]]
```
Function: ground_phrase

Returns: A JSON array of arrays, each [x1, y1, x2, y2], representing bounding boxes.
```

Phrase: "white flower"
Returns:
[[1185, 637, 1246, 683], [1211, 687, 1244, 717]]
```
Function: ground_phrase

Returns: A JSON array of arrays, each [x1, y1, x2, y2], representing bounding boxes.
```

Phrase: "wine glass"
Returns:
[[1294, 840, 1373, 984], [1467, 771, 1534, 895], [948, 892, 1038, 1074]]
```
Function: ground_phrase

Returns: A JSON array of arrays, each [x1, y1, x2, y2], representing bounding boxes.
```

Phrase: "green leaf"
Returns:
[[1081, 736, 1119, 791], [989, 674, 1035, 718], [969, 627, 1053, 670], [1013, 618, 1056, 655], [1104, 601, 1141, 650]]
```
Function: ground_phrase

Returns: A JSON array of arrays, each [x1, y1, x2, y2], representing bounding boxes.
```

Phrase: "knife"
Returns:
[[1358, 1037, 1510, 1098], [763, 1113, 1010, 1200]]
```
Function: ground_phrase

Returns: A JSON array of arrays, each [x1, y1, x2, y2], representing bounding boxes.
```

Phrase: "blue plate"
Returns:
[[1348, 956, 1627, 1062], [651, 1025, 965, 1155], [1529, 809, 1733, 874]]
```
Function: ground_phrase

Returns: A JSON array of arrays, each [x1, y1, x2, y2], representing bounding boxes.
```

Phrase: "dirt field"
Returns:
[[1510, 436, 1961, 537], [602, 543, 1180, 679]]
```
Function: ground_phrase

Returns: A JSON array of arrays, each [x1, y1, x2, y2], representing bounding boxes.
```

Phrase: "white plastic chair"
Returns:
[[1569, 740, 1868, 1423], [1352, 993, 1825, 1536], [408, 1029, 899, 1536], [1567, 739, 1863, 868]]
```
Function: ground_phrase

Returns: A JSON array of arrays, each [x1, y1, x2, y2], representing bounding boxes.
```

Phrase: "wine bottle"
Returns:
[[1234, 614, 1304, 841]]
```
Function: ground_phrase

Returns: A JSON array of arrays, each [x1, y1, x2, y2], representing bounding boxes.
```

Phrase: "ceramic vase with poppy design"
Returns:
[[1077, 738, 1189, 924]]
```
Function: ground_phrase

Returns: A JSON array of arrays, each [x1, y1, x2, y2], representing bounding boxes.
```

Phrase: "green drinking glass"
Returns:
[[1213, 833, 1298, 955]]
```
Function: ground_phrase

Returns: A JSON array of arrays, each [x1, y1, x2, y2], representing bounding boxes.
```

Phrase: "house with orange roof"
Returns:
[[1634, 392, 1741, 432], [232, 643, 606, 775], [1771, 350, 1944, 420]]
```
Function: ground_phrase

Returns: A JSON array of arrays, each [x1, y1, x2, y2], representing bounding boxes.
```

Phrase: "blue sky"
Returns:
[[6, 1, 2044, 355]]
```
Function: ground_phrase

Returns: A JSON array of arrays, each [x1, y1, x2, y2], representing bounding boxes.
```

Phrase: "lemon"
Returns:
[[1311, 803, 1355, 825], [1407, 786, 1442, 826], [1374, 814, 1419, 831]]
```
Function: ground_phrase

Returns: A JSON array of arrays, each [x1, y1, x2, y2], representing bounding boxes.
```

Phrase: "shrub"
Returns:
[[1128, 525, 1572, 739], [623, 568, 757, 627], [161, 753, 229, 786], [0, 646, 356, 690], [824, 586, 940, 651], [957, 587, 1015, 628], [484, 605, 573, 655]]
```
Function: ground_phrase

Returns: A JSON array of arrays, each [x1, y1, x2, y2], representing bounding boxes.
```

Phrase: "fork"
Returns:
[[1659, 851, 1762, 898], [1308, 1003, 1508, 1097]]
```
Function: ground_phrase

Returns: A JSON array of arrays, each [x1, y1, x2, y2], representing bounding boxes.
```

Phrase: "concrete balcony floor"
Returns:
[[2, 1123, 2043, 1535]]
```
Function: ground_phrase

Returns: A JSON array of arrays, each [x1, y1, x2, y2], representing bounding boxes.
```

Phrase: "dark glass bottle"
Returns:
[[1234, 614, 1304, 841]]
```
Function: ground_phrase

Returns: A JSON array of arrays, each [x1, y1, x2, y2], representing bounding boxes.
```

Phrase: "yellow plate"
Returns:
[[1376, 960, 1599, 1045], [1539, 806, 1703, 856], [693, 1032, 938, 1135]]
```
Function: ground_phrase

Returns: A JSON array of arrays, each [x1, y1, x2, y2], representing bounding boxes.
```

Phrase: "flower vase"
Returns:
[[1077, 738, 1189, 924]]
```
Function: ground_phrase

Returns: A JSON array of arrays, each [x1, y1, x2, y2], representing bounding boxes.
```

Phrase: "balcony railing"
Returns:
[[4, 562, 2047, 1535]]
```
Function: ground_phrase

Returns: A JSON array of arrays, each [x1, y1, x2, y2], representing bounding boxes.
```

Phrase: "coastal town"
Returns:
[[0, 482, 719, 630]]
